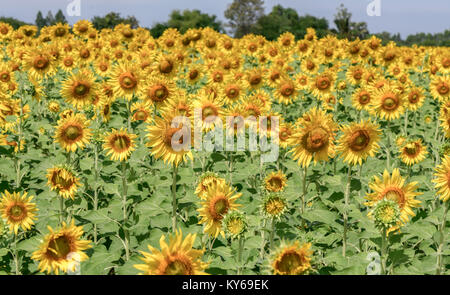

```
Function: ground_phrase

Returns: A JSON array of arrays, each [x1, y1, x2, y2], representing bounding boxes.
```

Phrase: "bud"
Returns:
[[371, 199, 401, 229], [223, 211, 247, 239], [262, 192, 287, 219]]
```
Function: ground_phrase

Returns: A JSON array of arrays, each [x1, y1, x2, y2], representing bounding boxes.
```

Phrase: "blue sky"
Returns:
[[2, 0, 450, 38]]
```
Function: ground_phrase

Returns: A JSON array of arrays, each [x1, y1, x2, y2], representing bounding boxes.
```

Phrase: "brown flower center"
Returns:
[[163, 255, 193, 275], [302, 127, 329, 152], [47, 235, 71, 260], [381, 187, 405, 208], [349, 130, 370, 151], [9, 204, 25, 221], [381, 94, 399, 111], [316, 77, 330, 90], [149, 85, 169, 102], [276, 251, 303, 274], [0, 71, 10, 82], [249, 74, 262, 86], [408, 92, 420, 103], [72, 81, 90, 97], [64, 125, 82, 141], [112, 135, 131, 151], [209, 195, 229, 220], [33, 56, 49, 70], [163, 127, 184, 147], [159, 60, 173, 74], [280, 84, 294, 97], [438, 82, 449, 95], [79, 49, 90, 59], [119, 72, 137, 90]]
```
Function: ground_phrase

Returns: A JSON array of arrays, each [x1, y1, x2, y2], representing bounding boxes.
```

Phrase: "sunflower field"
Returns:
[[0, 21, 449, 276]]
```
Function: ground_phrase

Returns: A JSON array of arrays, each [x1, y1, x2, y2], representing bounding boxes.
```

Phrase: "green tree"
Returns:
[[45, 11, 55, 26], [91, 12, 139, 30], [54, 9, 67, 24], [150, 23, 170, 38], [0, 17, 30, 29], [333, 4, 369, 40], [167, 9, 223, 33], [254, 5, 328, 40], [224, 0, 264, 38], [35, 11, 46, 29]]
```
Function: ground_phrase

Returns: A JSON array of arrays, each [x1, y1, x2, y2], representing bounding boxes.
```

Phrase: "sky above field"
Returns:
[[2, 0, 450, 37]]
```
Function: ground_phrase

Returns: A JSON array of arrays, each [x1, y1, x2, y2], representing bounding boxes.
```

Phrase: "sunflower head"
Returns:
[[262, 192, 287, 219], [134, 229, 209, 275], [54, 113, 92, 152], [103, 128, 137, 161], [46, 166, 81, 200], [195, 172, 225, 200], [223, 211, 247, 239], [0, 190, 38, 235], [32, 220, 92, 275], [264, 171, 288, 193], [370, 199, 401, 230], [270, 241, 313, 275]]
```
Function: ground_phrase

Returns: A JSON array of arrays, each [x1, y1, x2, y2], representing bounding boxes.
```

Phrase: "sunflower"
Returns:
[[103, 128, 137, 161], [61, 70, 98, 109], [197, 181, 242, 238], [336, 120, 381, 166], [398, 139, 428, 166], [73, 20, 93, 37], [32, 220, 92, 275], [195, 172, 226, 200], [309, 70, 336, 99], [0, 190, 37, 235], [131, 101, 152, 122], [146, 112, 193, 167], [134, 229, 209, 275], [365, 168, 421, 229], [244, 68, 265, 91], [404, 86, 425, 111], [275, 78, 298, 105], [301, 58, 319, 75], [262, 192, 288, 218], [143, 77, 176, 106], [109, 61, 143, 100], [369, 85, 405, 121], [192, 93, 224, 132], [22, 50, 56, 81], [432, 155, 450, 202], [54, 113, 92, 152], [223, 211, 247, 238], [346, 66, 365, 85], [279, 121, 294, 149], [271, 241, 312, 275], [430, 76, 450, 102], [46, 166, 81, 200], [221, 78, 245, 105], [288, 107, 338, 167], [264, 171, 287, 193]]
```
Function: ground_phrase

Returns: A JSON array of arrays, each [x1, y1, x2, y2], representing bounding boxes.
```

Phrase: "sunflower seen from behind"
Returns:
[[365, 168, 421, 231], [0, 190, 37, 235], [32, 220, 91, 275], [134, 229, 209, 275]]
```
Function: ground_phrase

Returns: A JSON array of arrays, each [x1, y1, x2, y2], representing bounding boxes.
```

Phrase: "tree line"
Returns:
[[0, 0, 448, 46]]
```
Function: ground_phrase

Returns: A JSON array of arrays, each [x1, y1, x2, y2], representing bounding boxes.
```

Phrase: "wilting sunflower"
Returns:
[[109, 61, 142, 100], [369, 85, 405, 121], [398, 139, 428, 166], [433, 155, 450, 202], [430, 76, 450, 102], [264, 171, 288, 193], [46, 166, 81, 200], [195, 172, 226, 200], [270, 241, 312, 275], [288, 107, 338, 167], [365, 168, 421, 228], [32, 220, 92, 275], [134, 229, 209, 275], [103, 128, 137, 161], [197, 181, 242, 238], [336, 120, 381, 166], [0, 190, 37, 235], [146, 112, 193, 167], [61, 70, 98, 109], [54, 113, 92, 152]]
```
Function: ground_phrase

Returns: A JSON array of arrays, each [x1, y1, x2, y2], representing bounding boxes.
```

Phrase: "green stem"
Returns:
[[381, 227, 388, 275], [403, 109, 408, 136], [93, 144, 99, 244], [269, 217, 276, 250], [436, 201, 449, 275], [343, 165, 352, 257], [237, 236, 244, 275], [121, 162, 130, 261], [259, 219, 267, 259], [59, 196, 65, 224], [386, 121, 391, 170], [14, 233, 20, 275], [301, 166, 308, 229], [172, 165, 178, 232]]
